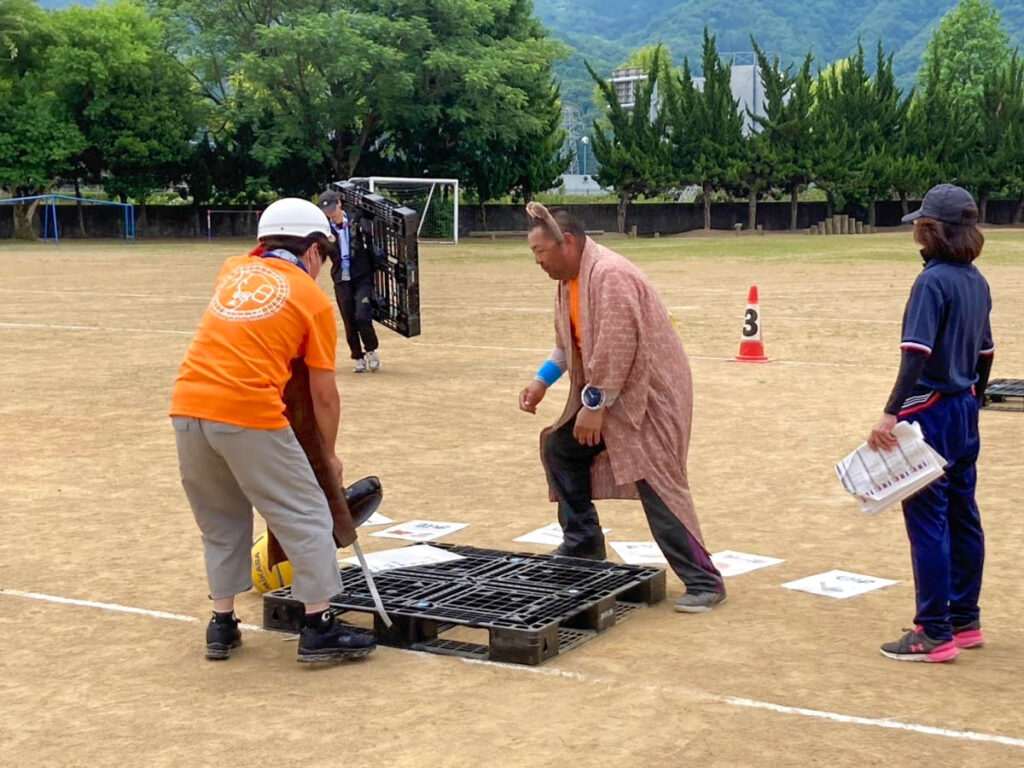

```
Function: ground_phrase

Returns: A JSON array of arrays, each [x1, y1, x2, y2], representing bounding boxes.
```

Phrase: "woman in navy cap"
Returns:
[[867, 183, 994, 663]]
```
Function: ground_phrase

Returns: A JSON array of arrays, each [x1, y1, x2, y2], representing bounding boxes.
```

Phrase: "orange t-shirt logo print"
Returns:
[[210, 262, 290, 321]]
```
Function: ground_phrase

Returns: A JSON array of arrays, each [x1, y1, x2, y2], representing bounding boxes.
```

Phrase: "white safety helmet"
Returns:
[[257, 197, 332, 240]]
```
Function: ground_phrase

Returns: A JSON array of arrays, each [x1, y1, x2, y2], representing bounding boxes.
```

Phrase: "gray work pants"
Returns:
[[172, 417, 343, 605]]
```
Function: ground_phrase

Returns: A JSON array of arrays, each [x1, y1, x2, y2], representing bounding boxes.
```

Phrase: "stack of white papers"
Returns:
[[835, 421, 946, 516]]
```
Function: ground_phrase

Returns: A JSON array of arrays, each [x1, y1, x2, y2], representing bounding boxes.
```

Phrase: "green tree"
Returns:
[[47, 1, 199, 221], [894, 45, 973, 210], [752, 44, 816, 230], [964, 52, 1024, 221], [159, 0, 567, 202], [0, 5, 83, 239], [918, 0, 1014, 109], [157, 0, 411, 195], [997, 57, 1024, 222], [734, 116, 768, 231], [0, 0, 34, 60], [389, 0, 569, 204], [864, 44, 909, 227], [587, 47, 668, 233], [507, 83, 571, 202], [668, 30, 746, 230], [811, 42, 906, 224]]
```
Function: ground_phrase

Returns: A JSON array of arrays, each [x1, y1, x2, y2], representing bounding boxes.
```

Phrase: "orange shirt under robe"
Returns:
[[568, 276, 582, 351], [171, 253, 337, 430]]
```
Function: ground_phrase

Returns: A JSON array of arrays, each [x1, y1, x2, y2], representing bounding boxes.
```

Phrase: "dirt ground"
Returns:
[[1, 230, 1023, 767]]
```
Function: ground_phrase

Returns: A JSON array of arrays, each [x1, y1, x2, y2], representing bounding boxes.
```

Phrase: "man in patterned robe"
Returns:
[[519, 204, 725, 612]]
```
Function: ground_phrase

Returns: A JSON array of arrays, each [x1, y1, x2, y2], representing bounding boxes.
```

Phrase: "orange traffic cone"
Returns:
[[734, 285, 771, 362]]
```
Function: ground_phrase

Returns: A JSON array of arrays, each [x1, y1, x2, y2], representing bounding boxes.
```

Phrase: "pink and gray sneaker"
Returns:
[[880, 626, 960, 663], [953, 620, 985, 649]]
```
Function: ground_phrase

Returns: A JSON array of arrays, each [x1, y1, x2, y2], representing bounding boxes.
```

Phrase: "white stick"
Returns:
[[351, 540, 392, 628]]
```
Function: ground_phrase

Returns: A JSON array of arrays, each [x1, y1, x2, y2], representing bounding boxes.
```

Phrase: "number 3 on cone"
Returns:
[[743, 308, 759, 338]]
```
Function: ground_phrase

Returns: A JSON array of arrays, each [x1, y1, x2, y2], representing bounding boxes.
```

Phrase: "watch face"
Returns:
[[582, 386, 603, 409]]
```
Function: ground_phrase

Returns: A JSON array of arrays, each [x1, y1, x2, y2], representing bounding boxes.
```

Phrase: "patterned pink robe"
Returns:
[[541, 237, 706, 544]]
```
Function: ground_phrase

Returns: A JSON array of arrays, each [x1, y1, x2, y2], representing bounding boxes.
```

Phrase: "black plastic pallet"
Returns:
[[983, 379, 1024, 411], [331, 181, 420, 338], [262, 543, 666, 665]]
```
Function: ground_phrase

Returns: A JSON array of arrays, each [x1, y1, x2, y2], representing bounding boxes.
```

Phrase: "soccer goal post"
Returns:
[[348, 177, 459, 243], [206, 209, 263, 239]]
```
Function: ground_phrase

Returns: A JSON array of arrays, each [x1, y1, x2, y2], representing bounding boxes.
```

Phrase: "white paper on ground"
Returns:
[[781, 569, 899, 599], [514, 522, 611, 546], [609, 541, 667, 565], [370, 520, 469, 542], [360, 512, 393, 527], [341, 544, 465, 573], [711, 550, 786, 577], [835, 421, 946, 516]]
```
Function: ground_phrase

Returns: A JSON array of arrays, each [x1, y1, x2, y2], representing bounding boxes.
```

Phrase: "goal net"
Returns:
[[348, 177, 459, 243]]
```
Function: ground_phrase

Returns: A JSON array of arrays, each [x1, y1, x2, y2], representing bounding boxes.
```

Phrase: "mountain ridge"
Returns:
[[536, 0, 1024, 120]]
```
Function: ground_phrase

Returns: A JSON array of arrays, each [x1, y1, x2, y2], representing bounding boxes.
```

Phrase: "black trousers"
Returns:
[[541, 414, 723, 595], [333, 274, 378, 360]]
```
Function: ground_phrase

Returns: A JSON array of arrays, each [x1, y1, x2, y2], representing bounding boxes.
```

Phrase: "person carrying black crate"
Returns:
[[319, 190, 381, 373]]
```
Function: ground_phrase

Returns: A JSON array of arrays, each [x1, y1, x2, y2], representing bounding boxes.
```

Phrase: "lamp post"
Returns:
[[580, 136, 590, 177]]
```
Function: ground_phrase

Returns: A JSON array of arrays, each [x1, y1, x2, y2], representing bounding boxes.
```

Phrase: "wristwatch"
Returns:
[[581, 384, 605, 411]]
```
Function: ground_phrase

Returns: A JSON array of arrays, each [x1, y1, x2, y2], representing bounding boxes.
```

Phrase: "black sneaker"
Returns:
[[551, 540, 607, 561], [205, 614, 242, 660], [297, 611, 377, 663]]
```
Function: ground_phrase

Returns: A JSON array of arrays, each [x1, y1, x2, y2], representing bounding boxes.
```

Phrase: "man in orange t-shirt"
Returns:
[[171, 197, 375, 664]]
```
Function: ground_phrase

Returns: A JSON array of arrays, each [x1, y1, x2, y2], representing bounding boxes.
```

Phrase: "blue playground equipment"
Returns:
[[0, 194, 136, 243]]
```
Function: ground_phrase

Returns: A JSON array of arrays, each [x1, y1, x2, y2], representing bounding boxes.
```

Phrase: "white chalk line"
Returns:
[[0, 589, 264, 633], [0, 320, 891, 369], [720, 697, 1024, 750], [0, 321, 192, 336], [0, 287, 210, 301], [4, 587, 1023, 751]]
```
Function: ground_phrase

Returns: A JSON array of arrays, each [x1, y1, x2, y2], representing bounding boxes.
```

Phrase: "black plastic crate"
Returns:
[[331, 181, 420, 338], [983, 379, 1024, 411], [262, 543, 666, 665]]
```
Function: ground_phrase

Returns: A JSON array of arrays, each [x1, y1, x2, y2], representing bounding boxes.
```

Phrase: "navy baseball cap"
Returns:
[[902, 184, 976, 224], [318, 190, 340, 212]]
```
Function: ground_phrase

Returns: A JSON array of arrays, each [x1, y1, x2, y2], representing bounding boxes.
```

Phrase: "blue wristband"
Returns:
[[536, 360, 564, 387]]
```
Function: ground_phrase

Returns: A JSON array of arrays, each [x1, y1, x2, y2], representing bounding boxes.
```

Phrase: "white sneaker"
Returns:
[[353, 358, 367, 373], [366, 350, 381, 373]]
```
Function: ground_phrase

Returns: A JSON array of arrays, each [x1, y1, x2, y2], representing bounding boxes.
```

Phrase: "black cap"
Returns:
[[318, 190, 340, 212], [902, 184, 976, 225]]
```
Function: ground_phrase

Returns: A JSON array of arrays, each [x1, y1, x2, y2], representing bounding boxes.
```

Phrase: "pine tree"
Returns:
[[668, 29, 745, 230], [811, 41, 906, 224], [587, 46, 669, 233], [752, 44, 815, 230], [967, 53, 1024, 221]]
